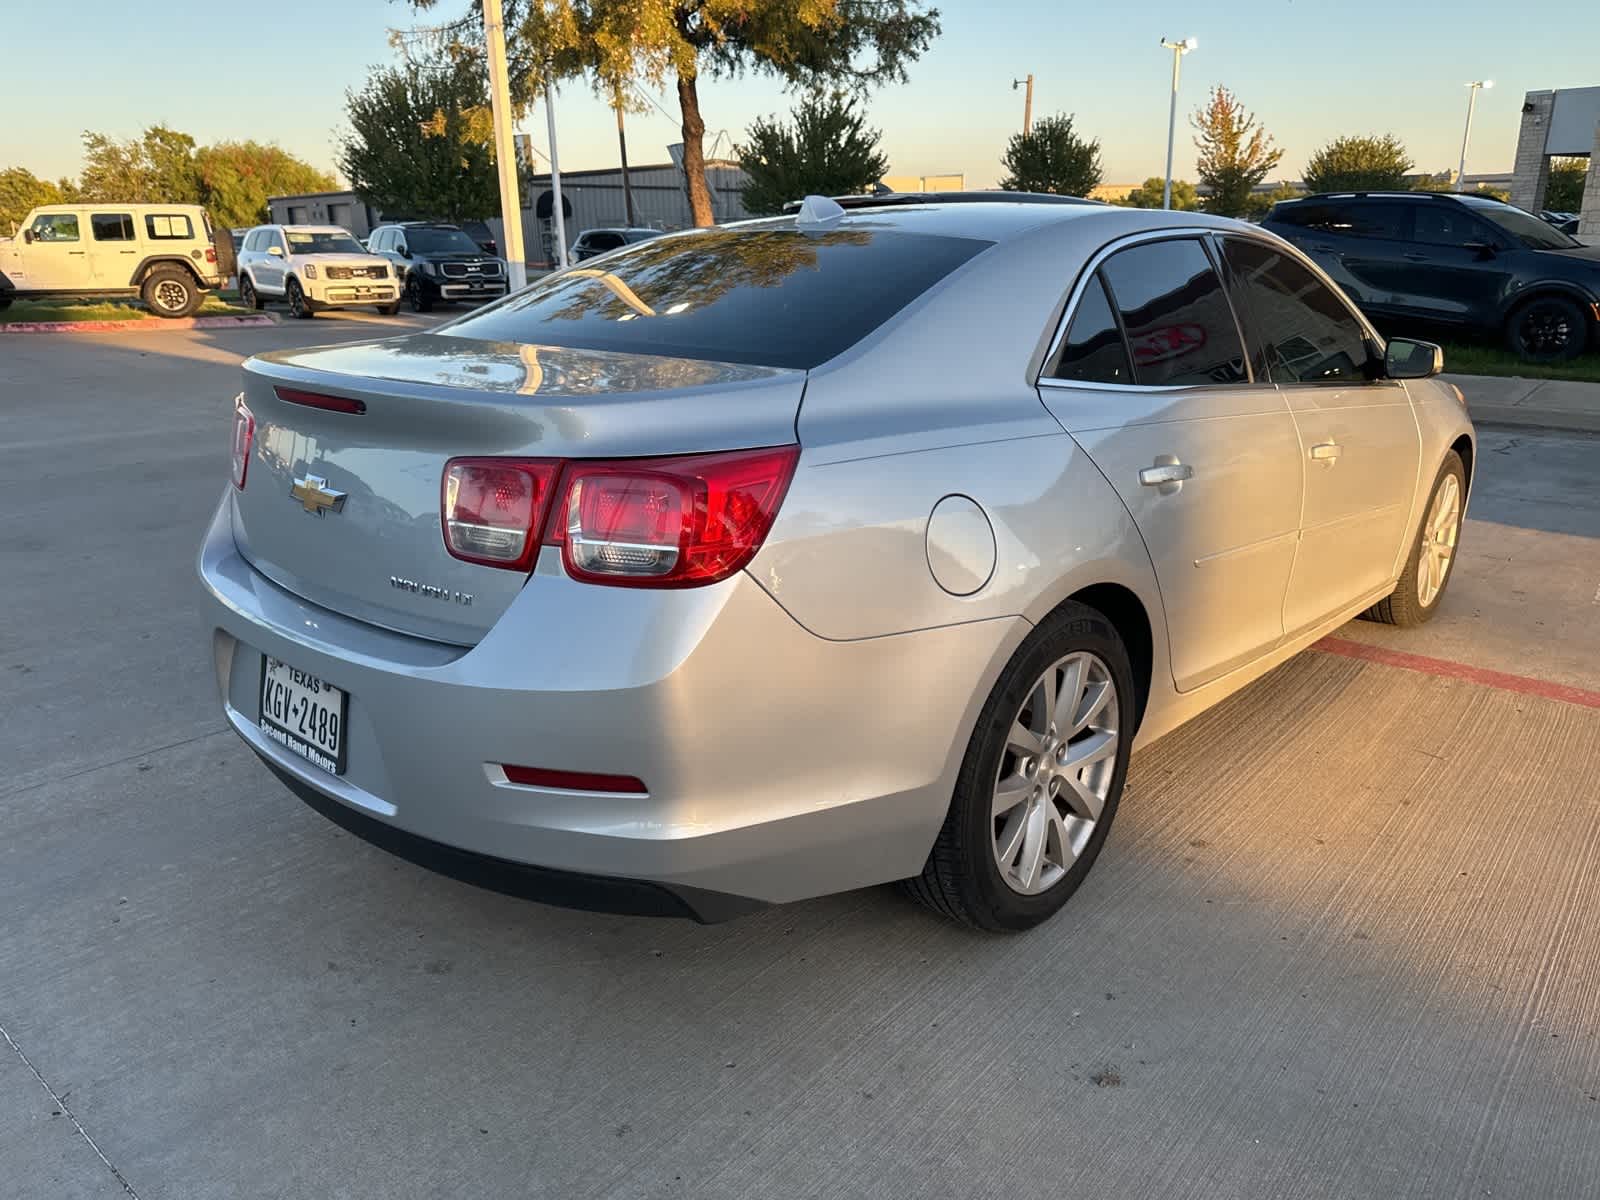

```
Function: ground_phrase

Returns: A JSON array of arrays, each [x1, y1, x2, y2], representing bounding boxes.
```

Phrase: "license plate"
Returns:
[[259, 655, 347, 775]]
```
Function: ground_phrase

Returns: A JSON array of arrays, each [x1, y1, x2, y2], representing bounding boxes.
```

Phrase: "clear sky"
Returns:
[[3, 0, 1596, 192]]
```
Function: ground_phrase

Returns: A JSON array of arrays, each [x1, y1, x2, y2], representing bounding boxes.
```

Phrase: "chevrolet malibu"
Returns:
[[198, 197, 1474, 931]]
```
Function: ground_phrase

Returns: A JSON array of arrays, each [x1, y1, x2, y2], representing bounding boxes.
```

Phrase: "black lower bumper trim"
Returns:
[[255, 753, 767, 924]]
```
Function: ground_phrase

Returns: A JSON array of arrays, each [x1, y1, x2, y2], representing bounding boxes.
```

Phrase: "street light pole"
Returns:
[[1011, 74, 1034, 136], [1159, 37, 1197, 211], [482, 0, 526, 288], [545, 76, 568, 270], [1456, 80, 1493, 193]]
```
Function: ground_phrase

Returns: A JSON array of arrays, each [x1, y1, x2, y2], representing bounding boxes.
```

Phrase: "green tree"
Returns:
[[1192, 86, 1282, 217], [1546, 157, 1588, 212], [416, 0, 940, 227], [1243, 181, 1303, 220], [1113, 176, 1200, 210], [194, 142, 336, 229], [340, 50, 500, 222], [78, 125, 200, 203], [1302, 134, 1413, 194], [0, 167, 63, 232], [737, 90, 888, 215], [998, 113, 1102, 196]]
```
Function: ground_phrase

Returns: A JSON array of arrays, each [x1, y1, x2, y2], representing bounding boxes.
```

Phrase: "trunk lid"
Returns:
[[233, 333, 804, 644]]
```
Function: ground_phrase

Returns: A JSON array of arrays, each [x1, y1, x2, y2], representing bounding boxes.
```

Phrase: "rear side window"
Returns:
[[145, 213, 194, 240], [1221, 238, 1371, 384], [91, 213, 135, 241], [1411, 205, 1489, 248], [1327, 202, 1405, 240], [1049, 274, 1131, 385], [445, 228, 990, 370], [1098, 239, 1247, 387]]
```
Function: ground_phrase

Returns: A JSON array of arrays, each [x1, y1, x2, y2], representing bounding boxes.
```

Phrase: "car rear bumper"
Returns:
[[196, 493, 1021, 916]]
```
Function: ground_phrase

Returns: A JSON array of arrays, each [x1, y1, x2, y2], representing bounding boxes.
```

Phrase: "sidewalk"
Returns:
[[1443, 372, 1600, 434]]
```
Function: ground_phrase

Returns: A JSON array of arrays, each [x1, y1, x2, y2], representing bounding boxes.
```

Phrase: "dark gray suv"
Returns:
[[1263, 192, 1600, 361]]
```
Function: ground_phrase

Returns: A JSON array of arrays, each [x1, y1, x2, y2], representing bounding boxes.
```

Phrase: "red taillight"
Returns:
[[441, 458, 560, 571], [500, 764, 647, 794], [206, 246, 217, 263], [549, 446, 798, 587], [274, 386, 366, 415], [230, 395, 254, 490]]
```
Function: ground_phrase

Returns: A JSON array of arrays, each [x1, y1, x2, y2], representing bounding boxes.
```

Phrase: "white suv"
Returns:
[[0, 203, 228, 317], [236, 225, 399, 318]]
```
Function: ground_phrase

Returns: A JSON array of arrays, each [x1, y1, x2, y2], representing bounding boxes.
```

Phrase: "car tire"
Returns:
[[376, 301, 400, 316], [140, 267, 201, 318], [405, 275, 433, 313], [238, 275, 263, 311], [0, 295, 12, 311], [1362, 450, 1466, 627], [1505, 295, 1588, 362], [286, 278, 314, 319], [905, 600, 1134, 932]]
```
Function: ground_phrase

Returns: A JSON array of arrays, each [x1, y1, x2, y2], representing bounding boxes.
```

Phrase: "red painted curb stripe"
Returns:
[[0, 315, 275, 334], [1314, 636, 1600, 711]]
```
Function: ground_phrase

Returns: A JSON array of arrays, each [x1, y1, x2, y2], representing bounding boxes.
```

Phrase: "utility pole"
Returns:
[[545, 76, 568, 270], [1159, 37, 1198, 210], [1011, 74, 1034, 136], [615, 85, 636, 227], [482, 0, 526, 288], [1457, 80, 1494, 193]]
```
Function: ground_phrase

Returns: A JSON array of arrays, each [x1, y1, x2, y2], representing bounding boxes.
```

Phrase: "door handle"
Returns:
[[1139, 460, 1193, 493], [1403, 253, 1427, 262], [1310, 441, 1343, 465], [1311, 244, 1335, 253], [68, 250, 85, 255]]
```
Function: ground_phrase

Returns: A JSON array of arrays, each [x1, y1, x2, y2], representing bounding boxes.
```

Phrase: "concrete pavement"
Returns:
[[1444, 371, 1600, 434], [3, 324, 1599, 1199]]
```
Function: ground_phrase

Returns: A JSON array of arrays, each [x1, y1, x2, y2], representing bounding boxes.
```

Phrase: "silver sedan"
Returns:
[[197, 197, 1473, 931]]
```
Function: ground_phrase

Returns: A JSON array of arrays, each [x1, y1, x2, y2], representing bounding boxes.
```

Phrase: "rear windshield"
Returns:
[[443, 227, 990, 369]]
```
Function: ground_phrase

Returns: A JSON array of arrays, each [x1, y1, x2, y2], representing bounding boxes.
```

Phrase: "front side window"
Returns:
[[145, 213, 194, 239], [91, 213, 135, 241], [29, 212, 79, 242], [1098, 239, 1247, 387], [1049, 274, 1131, 385], [1222, 238, 1371, 385], [1463, 198, 1580, 250], [284, 230, 366, 255], [1411, 205, 1491, 249], [445, 227, 990, 370]]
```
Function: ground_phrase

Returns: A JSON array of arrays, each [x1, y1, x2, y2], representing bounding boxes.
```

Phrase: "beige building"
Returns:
[[1510, 86, 1600, 238]]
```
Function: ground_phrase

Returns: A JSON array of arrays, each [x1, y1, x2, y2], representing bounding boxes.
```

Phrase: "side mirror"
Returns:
[[267, 245, 284, 257], [1463, 241, 1497, 260], [1385, 337, 1444, 380], [397, 245, 410, 258], [23, 229, 34, 244]]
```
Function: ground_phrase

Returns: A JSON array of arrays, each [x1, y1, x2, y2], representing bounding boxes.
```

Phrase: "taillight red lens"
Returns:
[[549, 446, 798, 587], [230, 396, 254, 491], [206, 247, 217, 263], [441, 458, 560, 571]]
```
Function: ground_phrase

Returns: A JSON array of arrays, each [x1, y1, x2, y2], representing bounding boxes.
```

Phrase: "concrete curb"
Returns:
[[0, 313, 277, 334], [1442, 372, 1600, 436]]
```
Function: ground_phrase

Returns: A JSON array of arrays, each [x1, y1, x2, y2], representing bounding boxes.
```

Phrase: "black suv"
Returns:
[[367, 222, 508, 312], [1263, 192, 1600, 361]]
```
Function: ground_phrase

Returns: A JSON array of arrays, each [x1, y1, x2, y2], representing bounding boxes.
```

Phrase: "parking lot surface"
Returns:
[[2, 324, 1598, 1199]]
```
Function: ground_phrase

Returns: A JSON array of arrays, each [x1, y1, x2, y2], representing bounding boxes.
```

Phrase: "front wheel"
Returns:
[[1506, 295, 1588, 362], [0, 295, 12, 311], [405, 275, 433, 313], [376, 301, 400, 316], [905, 601, 1134, 932], [286, 278, 314, 319], [1362, 450, 1465, 627]]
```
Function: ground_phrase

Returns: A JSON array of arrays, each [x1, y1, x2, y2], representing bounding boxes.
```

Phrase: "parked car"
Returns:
[[199, 199, 1472, 931], [459, 219, 498, 256], [236, 225, 398, 318], [571, 227, 663, 261], [368, 221, 508, 312], [1263, 191, 1600, 361], [0, 202, 229, 316]]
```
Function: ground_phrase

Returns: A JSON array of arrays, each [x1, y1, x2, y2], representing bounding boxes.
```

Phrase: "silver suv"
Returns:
[[236, 225, 399, 318], [0, 203, 229, 317]]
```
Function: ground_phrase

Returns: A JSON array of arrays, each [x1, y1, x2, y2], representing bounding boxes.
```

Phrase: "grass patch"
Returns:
[[1441, 342, 1600, 384], [0, 294, 258, 325]]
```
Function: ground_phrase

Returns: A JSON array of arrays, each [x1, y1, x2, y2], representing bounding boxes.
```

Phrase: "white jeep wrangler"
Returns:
[[0, 203, 230, 317]]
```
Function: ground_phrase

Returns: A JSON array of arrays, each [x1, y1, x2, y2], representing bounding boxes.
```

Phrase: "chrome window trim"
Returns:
[[1034, 224, 1388, 392]]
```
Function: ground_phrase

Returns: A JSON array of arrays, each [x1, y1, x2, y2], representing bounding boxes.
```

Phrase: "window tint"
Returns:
[[1098, 239, 1247, 387], [145, 213, 194, 239], [1327, 202, 1406, 240], [1269, 202, 1335, 229], [445, 228, 990, 370], [588, 232, 625, 251], [1411, 205, 1489, 248], [1222, 238, 1371, 385], [29, 212, 79, 242], [1049, 273, 1131, 385], [91, 213, 135, 241]]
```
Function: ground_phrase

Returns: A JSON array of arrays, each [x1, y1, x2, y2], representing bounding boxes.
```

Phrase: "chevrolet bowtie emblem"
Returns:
[[290, 474, 347, 516]]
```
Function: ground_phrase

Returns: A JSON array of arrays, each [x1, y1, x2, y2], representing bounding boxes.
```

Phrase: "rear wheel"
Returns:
[[405, 275, 433, 313], [141, 267, 200, 318], [286, 278, 314, 319], [1362, 450, 1465, 627], [905, 601, 1133, 932], [238, 275, 262, 310], [1506, 295, 1588, 362], [0, 295, 12, 311]]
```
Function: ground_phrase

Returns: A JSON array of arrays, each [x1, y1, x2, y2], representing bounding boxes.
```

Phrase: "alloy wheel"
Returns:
[[153, 279, 190, 313], [1518, 303, 1576, 358], [992, 651, 1120, 895], [1417, 473, 1461, 607]]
